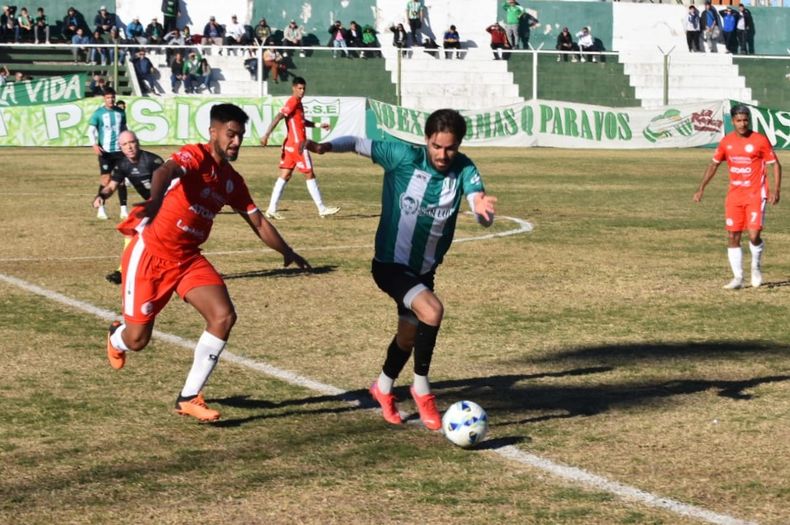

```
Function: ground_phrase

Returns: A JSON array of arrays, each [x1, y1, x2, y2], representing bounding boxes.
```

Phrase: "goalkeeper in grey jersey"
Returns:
[[308, 109, 497, 430]]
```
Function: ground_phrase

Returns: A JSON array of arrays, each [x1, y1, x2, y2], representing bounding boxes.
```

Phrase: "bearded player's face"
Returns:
[[211, 120, 245, 161]]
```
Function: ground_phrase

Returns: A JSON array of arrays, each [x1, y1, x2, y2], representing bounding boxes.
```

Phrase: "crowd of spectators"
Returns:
[[0, 0, 766, 98]]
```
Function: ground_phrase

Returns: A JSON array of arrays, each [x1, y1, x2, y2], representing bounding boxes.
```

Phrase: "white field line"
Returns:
[[0, 214, 532, 263], [0, 266, 757, 525]]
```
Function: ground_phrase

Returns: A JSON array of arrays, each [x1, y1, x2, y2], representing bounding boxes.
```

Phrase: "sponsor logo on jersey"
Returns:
[[188, 204, 216, 220], [176, 219, 206, 239], [176, 151, 193, 164], [730, 166, 753, 175]]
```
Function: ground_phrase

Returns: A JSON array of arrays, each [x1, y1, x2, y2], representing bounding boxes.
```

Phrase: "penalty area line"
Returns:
[[0, 271, 756, 525]]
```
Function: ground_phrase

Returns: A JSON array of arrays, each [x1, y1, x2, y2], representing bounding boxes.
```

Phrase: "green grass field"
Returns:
[[1, 145, 788, 524]]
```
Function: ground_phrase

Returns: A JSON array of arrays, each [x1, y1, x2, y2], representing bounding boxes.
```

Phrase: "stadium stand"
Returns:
[[0, 45, 135, 96], [1, 1, 788, 109]]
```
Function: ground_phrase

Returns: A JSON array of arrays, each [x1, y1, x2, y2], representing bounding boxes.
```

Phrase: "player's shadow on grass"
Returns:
[[436, 340, 790, 426], [221, 264, 336, 280], [208, 367, 609, 429], [764, 279, 790, 288]]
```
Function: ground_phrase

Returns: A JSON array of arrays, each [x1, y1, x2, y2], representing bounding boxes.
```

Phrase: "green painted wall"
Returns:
[[750, 7, 790, 56], [508, 54, 637, 107], [267, 55, 396, 104], [251, 0, 376, 45], [735, 57, 790, 110], [526, 1, 614, 52]]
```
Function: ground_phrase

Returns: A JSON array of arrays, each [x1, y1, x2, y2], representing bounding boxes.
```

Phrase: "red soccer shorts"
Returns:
[[120, 235, 225, 324], [279, 143, 314, 174], [725, 193, 765, 232]]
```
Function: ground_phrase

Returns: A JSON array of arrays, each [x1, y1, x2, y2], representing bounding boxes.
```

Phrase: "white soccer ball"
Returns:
[[442, 400, 489, 448]]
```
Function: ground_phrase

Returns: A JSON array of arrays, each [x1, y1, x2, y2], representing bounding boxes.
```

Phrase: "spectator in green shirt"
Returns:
[[502, 0, 526, 49]]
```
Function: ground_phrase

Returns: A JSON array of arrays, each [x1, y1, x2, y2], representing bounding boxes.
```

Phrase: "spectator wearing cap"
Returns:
[[719, 6, 738, 54], [254, 18, 271, 46], [328, 20, 349, 59], [127, 17, 146, 44], [575, 26, 599, 62], [201, 16, 224, 48], [224, 14, 249, 52], [555, 26, 577, 62], [94, 5, 116, 35], [282, 19, 305, 57], [145, 17, 165, 46]]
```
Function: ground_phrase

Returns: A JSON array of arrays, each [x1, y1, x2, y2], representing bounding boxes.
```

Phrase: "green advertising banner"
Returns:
[[0, 95, 366, 146], [0, 74, 87, 107], [727, 101, 790, 150]]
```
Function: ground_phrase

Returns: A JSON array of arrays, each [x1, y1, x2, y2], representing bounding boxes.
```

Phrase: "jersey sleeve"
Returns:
[[88, 109, 100, 129], [280, 96, 297, 117], [460, 161, 485, 195], [712, 139, 727, 163], [761, 135, 777, 164], [371, 141, 412, 172], [170, 144, 203, 175], [227, 173, 258, 214]]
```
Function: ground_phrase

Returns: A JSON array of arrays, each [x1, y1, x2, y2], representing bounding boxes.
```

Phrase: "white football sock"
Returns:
[[377, 371, 395, 394], [110, 324, 129, 352], [180, 331, 226, 398], [267, 177, 288, 213], [727, 247, 743, 280], [412, 374, 431, 396], [749, 241, 764, 271], [305, 178, 325, 211]]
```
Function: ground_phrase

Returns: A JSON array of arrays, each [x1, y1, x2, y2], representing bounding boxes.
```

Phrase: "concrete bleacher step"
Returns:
[[628, 74, 746, 89], [382, 49, 523, 110], [613, 3, 754, 107]]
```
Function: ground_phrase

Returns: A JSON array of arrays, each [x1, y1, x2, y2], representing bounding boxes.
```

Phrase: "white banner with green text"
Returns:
[[368, 99, 726, 148], [0, 96, 366, 146]]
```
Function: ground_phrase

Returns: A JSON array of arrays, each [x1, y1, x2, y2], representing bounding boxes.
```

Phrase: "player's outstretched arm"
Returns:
[[307, 136, 371, 157], [260, 113, 285, 147], [769, 158, 782, 205], [241, 210, 312, 271], [693, 162, 720, 203], [136, 160, 180, 219]]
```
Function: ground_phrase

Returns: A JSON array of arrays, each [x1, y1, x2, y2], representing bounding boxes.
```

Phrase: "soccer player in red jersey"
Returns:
[[259, 76, 340, 219], [105, 103, 311, 421], [694, 104, 782, 289]]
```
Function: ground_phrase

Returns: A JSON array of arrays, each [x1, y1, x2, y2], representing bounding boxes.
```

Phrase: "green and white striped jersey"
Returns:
[[371, 140, 485, 275], [88, 105, 126, 152]]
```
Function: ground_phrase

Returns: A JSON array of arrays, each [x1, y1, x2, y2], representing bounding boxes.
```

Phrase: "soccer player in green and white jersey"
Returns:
[[309, 109, 497, 430], [88, 87, 127, 220]]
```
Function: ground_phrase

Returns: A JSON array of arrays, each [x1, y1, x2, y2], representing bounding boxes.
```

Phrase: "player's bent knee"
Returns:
[[209, 309, 237, 336]]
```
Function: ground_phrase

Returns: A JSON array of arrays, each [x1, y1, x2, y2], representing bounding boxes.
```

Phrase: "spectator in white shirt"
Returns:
[[576, 26, 599, 62]]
